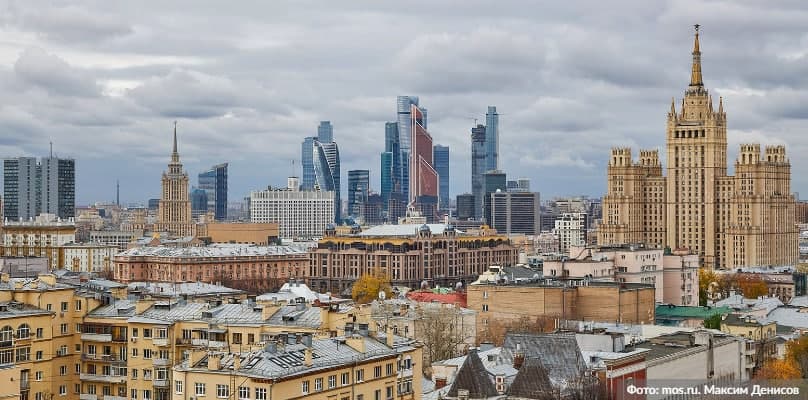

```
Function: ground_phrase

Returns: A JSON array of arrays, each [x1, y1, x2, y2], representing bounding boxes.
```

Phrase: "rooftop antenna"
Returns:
[[116, 180, 120, 206], [49, 142, 53, 158]]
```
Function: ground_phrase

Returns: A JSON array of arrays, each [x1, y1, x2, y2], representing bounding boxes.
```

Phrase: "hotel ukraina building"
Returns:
[[599, 27, 799, 270]]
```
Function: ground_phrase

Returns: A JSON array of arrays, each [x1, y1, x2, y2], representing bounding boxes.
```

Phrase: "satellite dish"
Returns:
[[378, 291, 386, 301]]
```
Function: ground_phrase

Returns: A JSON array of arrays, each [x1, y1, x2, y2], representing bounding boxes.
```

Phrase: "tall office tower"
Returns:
[[517, 177, 531, 192], [363, 193, 385, 225], [482, 170, 507, 224], [471, 124, 487, 219], [347, 169, 370, 218], [3, 155, 75, 221], [301, 136, 317, 190], [154, 124, 195, 237], [198, 163, 228, 220], [313, 140, 341, 223], [3, 157, 37, 220], [598, 26, 798, 269], [433, 145, 450, 211], [409, 103, 439, 221], [317, 120, 333, 143], [190, 188, 208, 218], [381, 121, 401, 210], [456, 193, 475, 220], [485, 106, 499, 171], [397, 96, 421, 201], [486, 191, 541, 235]]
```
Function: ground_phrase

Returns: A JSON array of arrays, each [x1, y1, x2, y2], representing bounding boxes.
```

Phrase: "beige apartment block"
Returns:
[[599, 28, 799, 270]]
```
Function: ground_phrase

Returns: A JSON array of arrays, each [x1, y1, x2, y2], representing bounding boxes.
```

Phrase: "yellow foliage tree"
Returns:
[[785, 335, 808, 378], [754, 358, 802, 380], [351, 268, 393, 304], [737, 275, 769, 299]]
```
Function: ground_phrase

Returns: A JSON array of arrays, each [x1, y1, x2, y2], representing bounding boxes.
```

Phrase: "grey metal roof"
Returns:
[[177, 335, 409, 380], [128, 281, 243, 297], [789, 296, 808, 307], [266, 305, 322, 328], [87, 300, 136, 318], [507, 357, 555, 398], [358, 224, 461, 237], [118, 243, 311, 258], [0, 302, 51, 320], [501, 333, 587, 385], [446, 348, 499, 398], [762, 307, 808, 329]]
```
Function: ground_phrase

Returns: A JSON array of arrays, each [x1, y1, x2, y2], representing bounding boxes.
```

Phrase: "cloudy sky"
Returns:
[[1, 0, 808, 206]]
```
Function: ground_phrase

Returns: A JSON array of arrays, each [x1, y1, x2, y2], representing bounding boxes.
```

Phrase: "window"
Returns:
[[132, 328, 138, 338], [328, 375, 336, 389], [59, 385, 66, 396], [131, 369, 138, 379], [130, 389, 137, 400], [195, 383, 206, 396], [374, 389, 381, 400], [75, 300, 82, 311], [59, 365, 66, 376], [0, 326, 11, 342], [238, 386, 249, 400], [314, 378, 322, 391], [232, 333, 242, 344], [341, 372, 349, 386], [75, 363, 81, 374], [35, 371, 42, 381], [156, 368, 167, 381], [131, 348, 138, 357], [60, 324, 68, 335], [143, 349, 152, 359], [482, 304, 489, 312], [175, 381, 183, 394], [36, 328, 43, 339], [142, 390, 151, 400], [17, 324, 30, 339], [46, 304, 52, 311], [247, 334, 255, 344], [254, 388, 266, 400], [386, 363, 394, 376], [216, 384, 229, 398], [302, 380, 309, 395], [61, 302, 68, 312], [374, 366, 381, 378], [143, 329, 152, 338], [87, 345, 96, 355], [143, 369, 152, 380], [386, 386, 393, 400], [75, 384, 81, 394], [355, 369, 364, 382], [16, 347, 30, 362]]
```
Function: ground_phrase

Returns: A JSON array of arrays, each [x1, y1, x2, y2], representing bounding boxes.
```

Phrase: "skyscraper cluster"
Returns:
[[300, 121, 341, 223], [3, 152, 75, 221]]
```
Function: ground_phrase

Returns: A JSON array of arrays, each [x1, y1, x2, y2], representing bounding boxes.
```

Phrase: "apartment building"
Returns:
[[173, 332, 422, 400], [1, 214, 77, 269]]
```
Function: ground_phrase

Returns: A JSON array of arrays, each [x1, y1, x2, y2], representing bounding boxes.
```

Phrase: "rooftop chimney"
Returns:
[[513, 344, 525, 369], [304, 347, 313, 367], [435, 377, 447, 389], [207, 353, 221, 370]]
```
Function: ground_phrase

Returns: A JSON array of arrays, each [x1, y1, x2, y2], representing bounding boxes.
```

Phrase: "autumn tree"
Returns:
[[785, 335, 808, 378], [698, 268, 718, 306], [351, 268, 393, 304], [754, 358, 802, 380], [737, 274, 769, 299], [413, 304, 473, 370]]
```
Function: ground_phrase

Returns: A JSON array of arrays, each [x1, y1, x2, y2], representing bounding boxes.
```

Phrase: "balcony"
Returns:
[[82, 354, 127, 364], [175, 338, 192, 345], [152, 338, 169, 347], [152, 358, 171, 367], [153, 380, 169, 388], [81, 333, 112, 342], [19, 380, 30, 390], [80, 395, 98, 400], [103, 396, 126, 400], [190, 339, 227, 348], [80, 373, 127, 384]]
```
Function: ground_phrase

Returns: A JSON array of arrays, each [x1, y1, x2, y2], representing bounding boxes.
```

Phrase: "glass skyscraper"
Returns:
[[301, 136, 316, 190], [198, 163, 228, 220], [397, 96, 421, 202], [190, 187, 208, 218], [347, 169, 369, 219], [317, 121, 333, 143], [313, 140, 341, 223], [433, 145, 449, 211], [485, 106, 499, 172], [471, 124, 487, 219]]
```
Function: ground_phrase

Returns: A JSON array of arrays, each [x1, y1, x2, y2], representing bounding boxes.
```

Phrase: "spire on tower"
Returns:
[[690, 24, 703, 87], [171, 121, 180, 163], [670, 97, 676, 114], [718, 96, 724, 114]]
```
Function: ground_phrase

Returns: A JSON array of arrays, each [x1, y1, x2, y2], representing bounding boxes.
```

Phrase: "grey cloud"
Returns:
[[13, 47, 100, 97], [16, 4, 133, 43]]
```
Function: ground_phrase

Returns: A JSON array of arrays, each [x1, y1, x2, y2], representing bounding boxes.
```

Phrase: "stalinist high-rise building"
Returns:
[[154, 123, 195, 237], [599, 26, 799, 270]]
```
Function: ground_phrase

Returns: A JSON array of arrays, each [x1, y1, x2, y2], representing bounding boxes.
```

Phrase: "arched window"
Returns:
[[0, 326, 12, 342], [17, 324, 30, 339]]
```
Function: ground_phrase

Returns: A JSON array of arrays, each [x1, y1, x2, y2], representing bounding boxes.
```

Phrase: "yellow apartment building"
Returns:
[[172, 333, 422, 400]]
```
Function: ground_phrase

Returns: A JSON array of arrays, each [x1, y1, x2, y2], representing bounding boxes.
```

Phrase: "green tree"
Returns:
[[703, 313, 722, 329]]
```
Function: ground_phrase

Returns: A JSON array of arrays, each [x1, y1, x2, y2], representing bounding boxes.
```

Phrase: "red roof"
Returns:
[[406, 291, 467, 308]]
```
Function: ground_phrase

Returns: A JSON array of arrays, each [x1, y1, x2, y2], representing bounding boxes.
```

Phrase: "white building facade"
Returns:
[[554, 212, 587, 253], [249, 187, 335, 240]]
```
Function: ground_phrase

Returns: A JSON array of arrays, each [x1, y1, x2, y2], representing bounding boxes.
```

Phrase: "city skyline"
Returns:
[[1, 2, 808, 205]]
